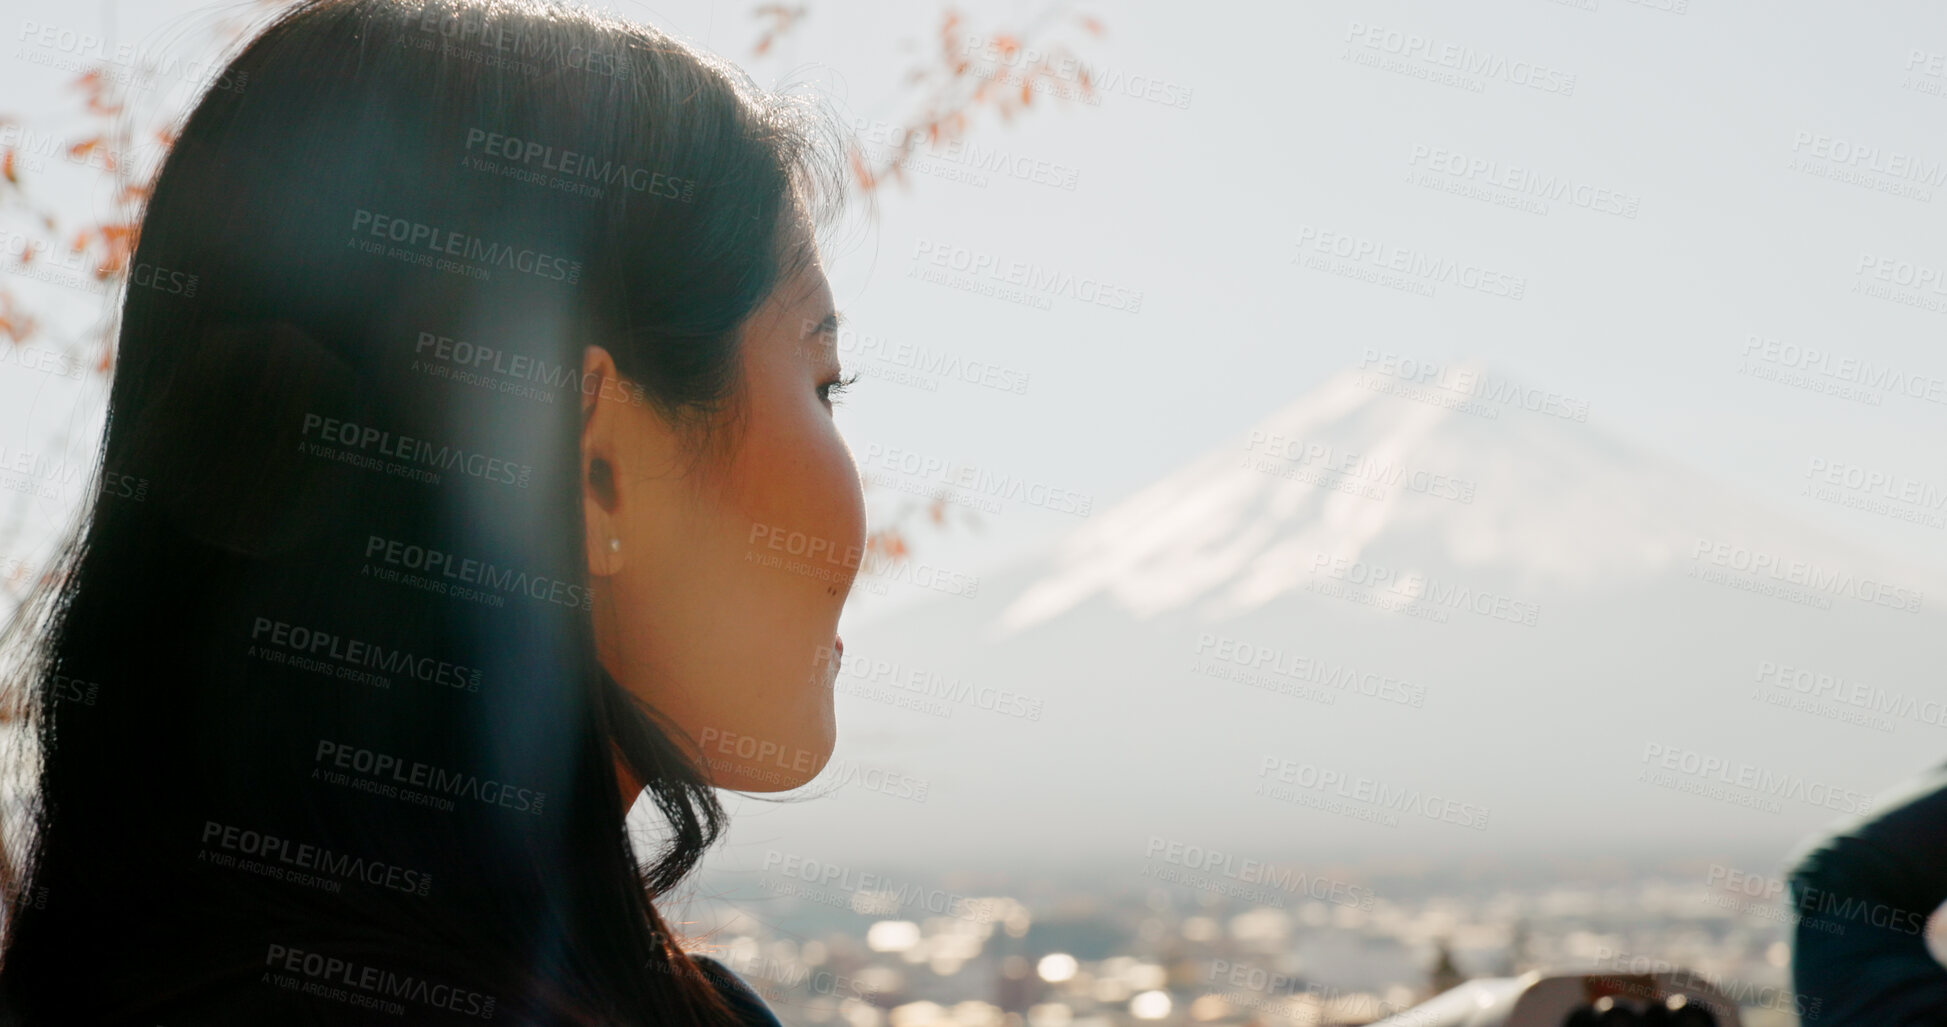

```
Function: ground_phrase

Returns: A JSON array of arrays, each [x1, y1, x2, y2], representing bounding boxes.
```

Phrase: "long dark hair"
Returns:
[[0, 0, 843, 1021]]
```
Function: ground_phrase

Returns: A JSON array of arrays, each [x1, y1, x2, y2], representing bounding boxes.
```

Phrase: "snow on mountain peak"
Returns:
[[996, 363, 1781, 633]]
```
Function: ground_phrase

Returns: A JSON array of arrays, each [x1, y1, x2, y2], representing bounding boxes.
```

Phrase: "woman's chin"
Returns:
[[692, 704, 837, 792], [707, 739, 834, 792]]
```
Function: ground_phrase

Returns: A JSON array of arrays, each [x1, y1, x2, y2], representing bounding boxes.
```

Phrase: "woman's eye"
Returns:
[[818, 370, 861, 406]]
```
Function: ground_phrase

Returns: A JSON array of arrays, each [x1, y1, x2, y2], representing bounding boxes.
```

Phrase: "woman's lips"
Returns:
[[834, 635, 844, 658]]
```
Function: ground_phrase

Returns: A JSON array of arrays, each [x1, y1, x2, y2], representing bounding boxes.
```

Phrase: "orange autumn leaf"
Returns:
[[72, 70, 122, 116], [95, 225, 139, 277], [847, 147, 876, 191], [850, 7, 1105, 196], [0, 293, 36, 343]]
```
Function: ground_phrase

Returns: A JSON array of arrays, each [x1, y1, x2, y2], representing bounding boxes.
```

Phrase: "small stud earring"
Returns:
[[608, 537, 621, 552]]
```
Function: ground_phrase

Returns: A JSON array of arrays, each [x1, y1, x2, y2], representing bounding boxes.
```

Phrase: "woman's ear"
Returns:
[[581, 345, 626, 577], [579, 344, 692, 578]]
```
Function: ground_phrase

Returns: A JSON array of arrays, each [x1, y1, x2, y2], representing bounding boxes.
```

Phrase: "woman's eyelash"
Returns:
[[819, 370, 862, 404]]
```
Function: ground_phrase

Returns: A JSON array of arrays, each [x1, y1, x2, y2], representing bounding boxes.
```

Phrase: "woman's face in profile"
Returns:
[[580, 254, 865, 794]]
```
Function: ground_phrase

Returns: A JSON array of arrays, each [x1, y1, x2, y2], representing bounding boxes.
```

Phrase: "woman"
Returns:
[[0, 0, 866, 1022]]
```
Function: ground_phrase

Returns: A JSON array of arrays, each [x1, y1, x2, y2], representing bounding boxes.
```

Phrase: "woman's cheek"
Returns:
[[777, 405, 865, 566], [820, 439, 868, 592], [831, 433, 867, 555]]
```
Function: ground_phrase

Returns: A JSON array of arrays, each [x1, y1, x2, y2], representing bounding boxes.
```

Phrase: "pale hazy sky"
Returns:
[[6, 0, 1945, 613]]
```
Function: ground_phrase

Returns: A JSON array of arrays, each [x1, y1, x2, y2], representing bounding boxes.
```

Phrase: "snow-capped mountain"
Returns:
[[1000, 363, 1919, 631]]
